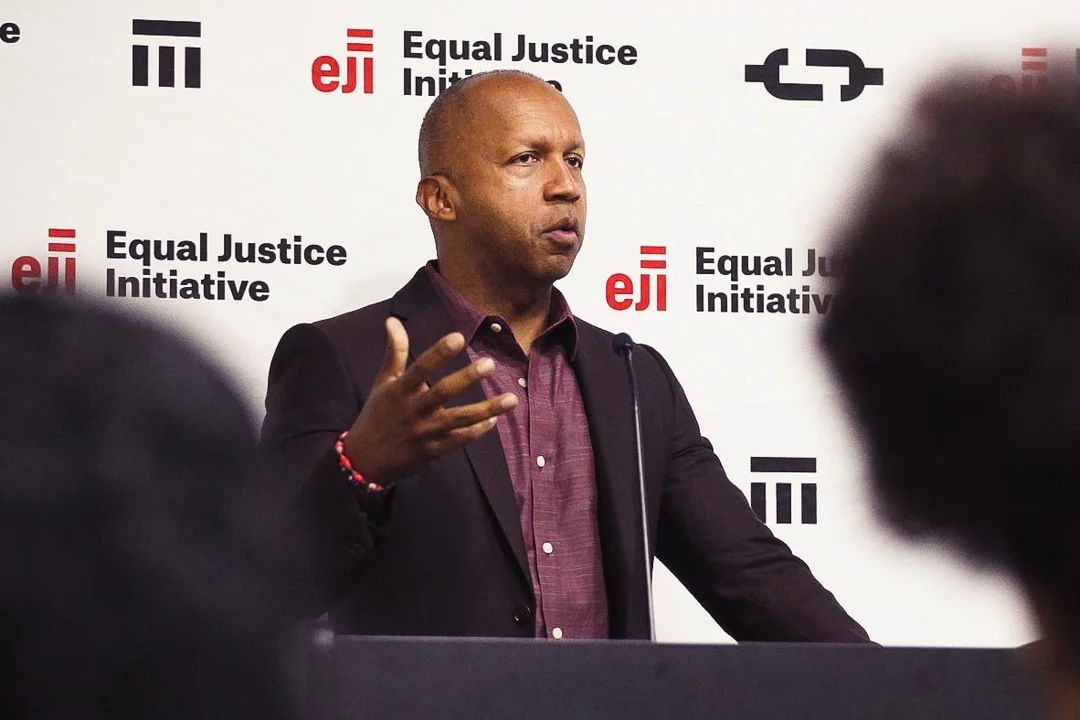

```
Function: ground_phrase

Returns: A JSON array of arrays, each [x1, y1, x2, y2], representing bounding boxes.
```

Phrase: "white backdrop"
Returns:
[[4, 0, 1078, 647]]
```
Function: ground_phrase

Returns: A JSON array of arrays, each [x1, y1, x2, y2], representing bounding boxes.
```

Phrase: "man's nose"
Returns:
[[544, 159, 582, 202]]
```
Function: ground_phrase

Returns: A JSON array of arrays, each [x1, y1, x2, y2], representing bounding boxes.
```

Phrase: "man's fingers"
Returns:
[[418, 393, 518, 435], [424, 415, 503, 456], [413, 356, 498, 413], [375, 317, 410, 385], [399, 331, 466, 393]]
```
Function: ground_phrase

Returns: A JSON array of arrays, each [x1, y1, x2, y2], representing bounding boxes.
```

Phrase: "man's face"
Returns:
[[446, 78, 587, 285]]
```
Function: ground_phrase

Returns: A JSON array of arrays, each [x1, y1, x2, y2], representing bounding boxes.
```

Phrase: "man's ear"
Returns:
[[416, 176, 457, 222]]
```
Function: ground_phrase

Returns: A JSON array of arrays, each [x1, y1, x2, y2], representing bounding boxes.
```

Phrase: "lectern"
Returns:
[[292, 628, 1050, 719]]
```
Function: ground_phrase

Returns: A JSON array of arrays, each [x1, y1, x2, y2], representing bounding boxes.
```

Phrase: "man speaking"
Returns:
[[260, 70, 868, 642]]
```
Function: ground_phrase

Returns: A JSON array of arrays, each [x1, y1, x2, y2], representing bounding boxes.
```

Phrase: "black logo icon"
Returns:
[[132, 19, 201, 88], [749, 456, 817, 525], [745, 49, 883, 101]]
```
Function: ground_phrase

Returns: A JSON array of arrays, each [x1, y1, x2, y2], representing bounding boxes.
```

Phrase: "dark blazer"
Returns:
[[260, 268, 870, 641]]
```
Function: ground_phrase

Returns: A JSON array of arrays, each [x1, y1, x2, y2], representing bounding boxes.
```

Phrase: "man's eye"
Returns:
[[566, 156, 584, 169], [514, 153, 539, 164]]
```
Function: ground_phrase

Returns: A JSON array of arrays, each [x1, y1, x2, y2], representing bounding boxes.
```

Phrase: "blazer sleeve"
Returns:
[[644, 344, 871, 642], [260, 322, 395, 618]]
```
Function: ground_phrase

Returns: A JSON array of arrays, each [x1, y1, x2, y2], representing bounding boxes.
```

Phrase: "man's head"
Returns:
[[415, 70, 586, 292], [0, 295, 292, 718], [819, 74, 1080, 673]]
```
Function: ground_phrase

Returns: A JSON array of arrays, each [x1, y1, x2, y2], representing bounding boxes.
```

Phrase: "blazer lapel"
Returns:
[[390, 269, 530, 584], [572, 324, 650, 639]]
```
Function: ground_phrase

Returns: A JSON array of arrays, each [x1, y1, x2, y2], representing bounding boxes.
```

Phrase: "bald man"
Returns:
[[261, 70, 869, 642]]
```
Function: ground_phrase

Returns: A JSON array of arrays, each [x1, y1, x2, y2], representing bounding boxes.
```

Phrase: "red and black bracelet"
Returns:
[[334, 431, 387, 493]]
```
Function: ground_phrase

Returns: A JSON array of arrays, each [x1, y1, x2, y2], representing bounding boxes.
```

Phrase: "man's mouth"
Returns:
[[542, 217, 580, 244]]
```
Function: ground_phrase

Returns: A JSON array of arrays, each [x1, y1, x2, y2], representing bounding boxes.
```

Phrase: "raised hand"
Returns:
[[343, 317, 518, 486]]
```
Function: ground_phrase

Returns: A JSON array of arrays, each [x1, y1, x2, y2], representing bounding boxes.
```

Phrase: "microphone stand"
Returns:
[[613, 333, 656, 642]]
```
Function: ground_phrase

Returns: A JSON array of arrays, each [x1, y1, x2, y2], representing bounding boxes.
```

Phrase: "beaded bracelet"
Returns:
[[334, 431, 387, 493]]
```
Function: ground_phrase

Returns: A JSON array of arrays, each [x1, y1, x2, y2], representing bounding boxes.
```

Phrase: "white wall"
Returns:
[[4, 0, 1074, 646]]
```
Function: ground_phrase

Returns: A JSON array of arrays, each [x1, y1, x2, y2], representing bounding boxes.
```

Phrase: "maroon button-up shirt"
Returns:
[[425, 263, 609, 640]]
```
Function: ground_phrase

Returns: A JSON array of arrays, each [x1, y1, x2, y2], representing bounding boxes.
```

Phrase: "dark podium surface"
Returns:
[[296, 631, 1051, 719]]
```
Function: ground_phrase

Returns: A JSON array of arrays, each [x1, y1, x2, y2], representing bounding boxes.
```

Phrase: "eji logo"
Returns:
[[989, 48, 1050, 95], [606, 245, 666, 311], [312, 28, 374, 94], [11, 229, 77, 294]]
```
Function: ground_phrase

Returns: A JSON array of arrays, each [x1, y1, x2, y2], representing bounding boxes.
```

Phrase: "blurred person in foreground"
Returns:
[[819, 73, 1080, 717], [261, 69, 869, 642], [0, 295, 293, 719]]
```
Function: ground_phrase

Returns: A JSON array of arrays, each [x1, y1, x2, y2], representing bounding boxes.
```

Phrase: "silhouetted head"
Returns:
[[819, 71, 1080, 712], [0, 295, 292, 719]]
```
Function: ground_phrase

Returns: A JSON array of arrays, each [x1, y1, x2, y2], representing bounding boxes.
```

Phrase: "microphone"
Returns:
[[612, 332, 656, 642]]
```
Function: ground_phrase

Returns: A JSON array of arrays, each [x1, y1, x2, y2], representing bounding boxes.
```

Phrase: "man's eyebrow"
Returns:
[[505, 137, 585, 153]]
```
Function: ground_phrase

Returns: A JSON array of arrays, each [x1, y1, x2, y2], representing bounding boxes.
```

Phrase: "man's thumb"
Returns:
[[377, 317, 409, 384]]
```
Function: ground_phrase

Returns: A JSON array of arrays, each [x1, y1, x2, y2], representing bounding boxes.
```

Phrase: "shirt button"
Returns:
[[552, 627, 564, 639], [517, 377, 527, 388], [512, 605, 533, 626], [542, 542, 553, 554], [536, 456, 546, 468], [490, 322, 503, 333]]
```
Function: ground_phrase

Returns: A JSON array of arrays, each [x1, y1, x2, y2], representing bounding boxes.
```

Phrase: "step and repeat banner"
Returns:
[[4, 0, 1079, 647]]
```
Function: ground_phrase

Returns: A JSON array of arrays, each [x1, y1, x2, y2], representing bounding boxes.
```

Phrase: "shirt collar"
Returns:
[[424, 261, 579, 360]]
